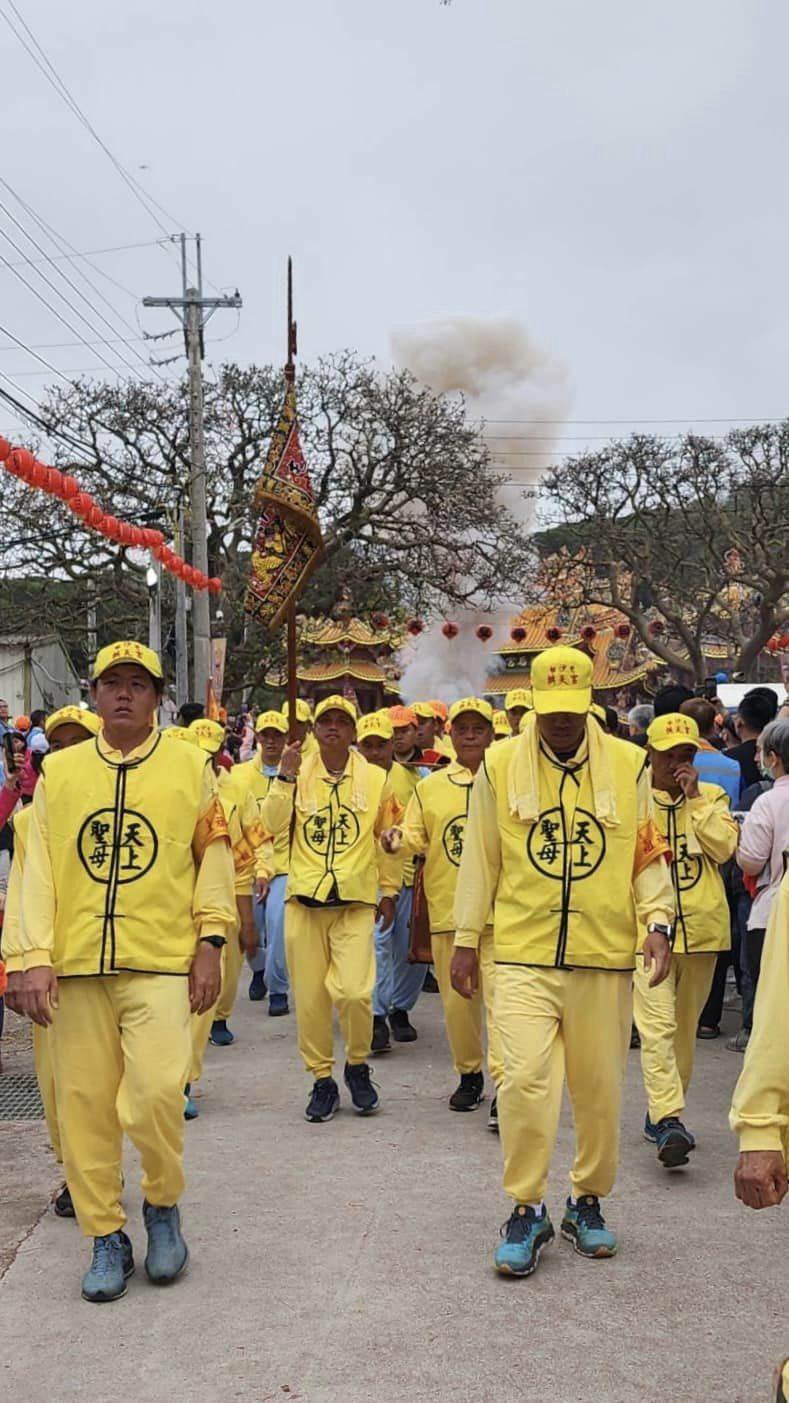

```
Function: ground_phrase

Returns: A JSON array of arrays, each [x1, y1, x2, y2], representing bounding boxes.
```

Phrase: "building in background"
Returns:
[[0, 634, 81, 715]]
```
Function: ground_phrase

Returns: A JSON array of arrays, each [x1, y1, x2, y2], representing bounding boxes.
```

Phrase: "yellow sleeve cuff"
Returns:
[[4, 955, 24, 975], [454, 929, 481, 950], [738, 1126, 786, 1154], [22, 948, 53, 971]]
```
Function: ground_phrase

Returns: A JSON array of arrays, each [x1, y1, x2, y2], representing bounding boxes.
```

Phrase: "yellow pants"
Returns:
[[285, 901, 376, 1079], [496, 965, 632, 1204], [633, 950, 717, 1124], [50, 973, 192, 1237], [214, 929, 244, 1021], [431, 930, 504, 1085], [190, 943, 231, 1084], [33, 1024, 62, 1163]]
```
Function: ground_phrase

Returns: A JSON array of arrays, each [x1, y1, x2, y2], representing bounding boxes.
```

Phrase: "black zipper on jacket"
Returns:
[[99, 763, 127, 973], [554, 765, 582, 968], [660, 798, 687, 953]]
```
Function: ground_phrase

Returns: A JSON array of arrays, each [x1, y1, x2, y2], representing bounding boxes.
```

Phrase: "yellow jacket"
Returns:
[[19, 730, 236, 977], [455, 725, 674, 970], [263, 748, 404, 906], [2, 804, 32, 975], [730, 868, 789, 1154], [401, 761, 486, 936], [650, 783, 737, 954], [219, 781, 268, 896], [222, 759, 289, 881]]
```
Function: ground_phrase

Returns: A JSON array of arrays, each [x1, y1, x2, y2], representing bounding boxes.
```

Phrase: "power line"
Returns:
[[474, 416, 782, 425], [3, 236, 170, 273], [0, 2, 182, 239]]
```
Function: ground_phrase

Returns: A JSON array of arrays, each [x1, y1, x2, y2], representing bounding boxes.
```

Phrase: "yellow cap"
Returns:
[[314, 694, 357, 725], [493, 709, 510, 737], [412, 702, 438, 721], [188, 718, 226, 754], [531, 647, 592, 716], [256, 709, 288, 735], [448, 696, 494, 725], [357, 711, 394, 741], [505, 688, 533, 712], [161, 726, 198, 745], [282, 698, 312, 722], [45, 706, 101, 740], [92, 640, 163, 681], [647, 713, 700, 752]]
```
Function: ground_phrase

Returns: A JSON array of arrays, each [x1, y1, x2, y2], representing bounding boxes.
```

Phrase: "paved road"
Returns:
[[0, 987, 784, 1403]]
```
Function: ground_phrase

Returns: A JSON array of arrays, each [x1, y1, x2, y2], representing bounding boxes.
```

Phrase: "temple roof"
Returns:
[[265, 658, 400, 693], [299, 615, 403, 649]]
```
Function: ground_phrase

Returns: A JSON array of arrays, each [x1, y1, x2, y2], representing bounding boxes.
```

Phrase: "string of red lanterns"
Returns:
[[0, 438, 222, 594]]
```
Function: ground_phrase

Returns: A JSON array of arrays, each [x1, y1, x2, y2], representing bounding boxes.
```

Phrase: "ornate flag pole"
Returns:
[[243, 259, 324, 735]]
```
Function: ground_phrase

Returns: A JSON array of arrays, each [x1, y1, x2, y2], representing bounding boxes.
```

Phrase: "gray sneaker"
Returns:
[[81, 1230, 134, 1303], [726, 1028, 751, 1053], [143, 1201, 189, 1284]]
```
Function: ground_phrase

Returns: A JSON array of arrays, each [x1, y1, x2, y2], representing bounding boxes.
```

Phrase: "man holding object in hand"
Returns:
[[16, 641, 236, 1305]]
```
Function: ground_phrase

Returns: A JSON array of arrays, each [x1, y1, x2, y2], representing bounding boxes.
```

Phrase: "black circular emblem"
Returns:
[[442, 814, 467, 868], [303, 804, 360, 856], [77, 808, 158, 885], [527, 807, 606, 881]]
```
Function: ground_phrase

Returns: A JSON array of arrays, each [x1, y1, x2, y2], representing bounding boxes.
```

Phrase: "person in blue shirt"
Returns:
[[680, 698, 741, 808]]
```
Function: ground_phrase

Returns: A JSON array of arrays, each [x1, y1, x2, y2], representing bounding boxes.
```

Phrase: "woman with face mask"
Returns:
[[736, 718, 789, 1029]]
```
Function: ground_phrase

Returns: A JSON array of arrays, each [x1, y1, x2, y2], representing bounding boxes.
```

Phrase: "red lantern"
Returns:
[[648, 620, 665, 636], [87, 505, 104, 529], [767, 638, 780, 654], [780, 634, 789, 650], [510, 626, 527, 644], [476, 624, 493, 642], [546, 626, 562, 642], [117, 521, 133, 545], [371, 612, 390, 631], [406, 618, 424, 637], [102, 515, 120, 538], [129, 526, 145, 548], [45, 467, 64, 495], [30, 460, 48, 487], [0, 436, 11, 461], [615, 623, 630, 640], [581, 625, 597, 642], [209, 577, 222, 594], [9, 448, 34, 479], [442, 622, 459, 640], [60, 474, 79, 499], [69, 493, 93, 518]]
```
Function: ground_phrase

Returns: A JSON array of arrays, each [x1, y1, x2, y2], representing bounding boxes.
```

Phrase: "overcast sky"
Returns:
[[2, 0, 788, 456]]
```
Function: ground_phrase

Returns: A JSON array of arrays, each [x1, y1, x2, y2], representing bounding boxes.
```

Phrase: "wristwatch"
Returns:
[[646, 922, 672, 940], [199, 935, 226, 950], [276, 772, 296, 784]]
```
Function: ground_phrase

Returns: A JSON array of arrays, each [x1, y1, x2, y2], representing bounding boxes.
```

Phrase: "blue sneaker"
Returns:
[[249, 970, 267, 1002], [143, 1201, 188, 1284], [183, 1084, 199, 1121], [653, 1116, 695, 1168], [644, 1112, 659, 1143], [305, 1077, 340, 1123], [561, 1196, 617, 1258], [81, 1230, 134, 1303], [209, 1019, 234, 1046], [494, 1205, 555, 1277], [269, 992, 290, 1017]]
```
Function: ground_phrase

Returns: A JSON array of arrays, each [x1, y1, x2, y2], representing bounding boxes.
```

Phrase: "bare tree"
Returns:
[[0, 353, 532, 695], [534, 425, 789, 682]]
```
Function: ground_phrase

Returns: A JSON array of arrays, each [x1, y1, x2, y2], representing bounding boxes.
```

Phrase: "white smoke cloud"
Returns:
[[391, 317, 571, 702]]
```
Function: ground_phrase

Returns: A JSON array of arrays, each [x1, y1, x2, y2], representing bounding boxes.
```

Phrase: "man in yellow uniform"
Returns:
[[16, 641, 236, 1304], [731, 869, 789, 1403], [505, 687, 532, 737], [493, 710, 511, 742], [414, 701, 453, 758], [186, 719, 263, 1115], [390, 704, 426, 769], [263, 695, 404, 1122], [383, 698, 505, 1123], [634, 713, 737, 1168], [3, 705, 101, 1219], [453, 647, 674, 1276], [225, 709, 291, 1011], [357, 711, 425, 1053]]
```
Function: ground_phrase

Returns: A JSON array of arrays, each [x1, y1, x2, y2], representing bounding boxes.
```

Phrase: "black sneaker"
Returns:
[[655, 1116, 695, 1168], [422, 969, 439, 993], [630, 1024, 641, 1049], [54, 1183, 76, 1218], [449, 1071, 484, 1112], [305, 1077, 340, 1123], [488, 1095, 499, 1133], [344, 1062, 380, 1115], [389, 1008, 417, 1042], [371, 1015, 391, 1054]]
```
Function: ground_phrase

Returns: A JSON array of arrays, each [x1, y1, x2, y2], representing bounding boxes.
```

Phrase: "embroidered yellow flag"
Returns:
[[244, 382, 324, 631]]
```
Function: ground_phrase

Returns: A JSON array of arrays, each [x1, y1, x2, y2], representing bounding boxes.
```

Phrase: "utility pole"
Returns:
[[143, 234, 241, 704], [174, 503, 189, 709]]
